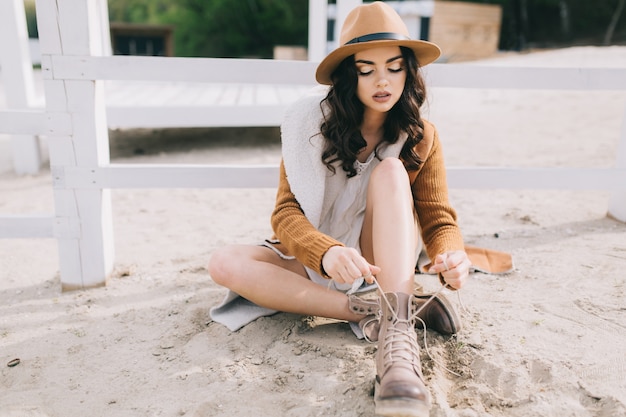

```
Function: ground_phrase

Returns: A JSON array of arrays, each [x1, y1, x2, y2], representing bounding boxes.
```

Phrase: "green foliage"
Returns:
[[107, 0, 308, 58], [27, 0, 623, 53], [108, 0, 172, 25]]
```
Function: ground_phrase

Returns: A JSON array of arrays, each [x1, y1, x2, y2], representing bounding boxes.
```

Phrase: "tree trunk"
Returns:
[[604, 0, 625, 45], [559, 0, 570, 41]]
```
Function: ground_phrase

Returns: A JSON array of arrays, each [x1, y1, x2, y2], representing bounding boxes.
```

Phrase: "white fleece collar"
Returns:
[[280, 88, 407, 227]]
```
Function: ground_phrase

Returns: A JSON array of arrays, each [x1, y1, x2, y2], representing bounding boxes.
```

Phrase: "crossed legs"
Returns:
[[208, 157, 418, 322]]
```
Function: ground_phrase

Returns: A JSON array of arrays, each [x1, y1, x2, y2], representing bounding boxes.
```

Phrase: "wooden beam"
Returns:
[[52, 165, 626, 191], [46, 55, 626, 91], [446, 167, 626, 190], [106, 105, 289, 128], [0, 110, 73, 135], [308, 0, 328, 62], [49, 55, 320, 84], [608, 104, 626, 222], [36, 0, 115, 290], [57, 165, 280, 189], [0, 215, 55, 238], [0, 0, 42, 174], [423, 65, 626, 90]]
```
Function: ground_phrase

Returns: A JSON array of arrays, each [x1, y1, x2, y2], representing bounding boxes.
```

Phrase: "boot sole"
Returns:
[[374, 381, 430, 417]]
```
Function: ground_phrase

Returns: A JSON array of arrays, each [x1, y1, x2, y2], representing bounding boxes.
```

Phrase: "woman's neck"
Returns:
[[359, 113, 386, 162]]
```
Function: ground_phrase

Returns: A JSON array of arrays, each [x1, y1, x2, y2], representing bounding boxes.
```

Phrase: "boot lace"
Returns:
[[379, 307, 423, 376], [373, 277, 463, 377]]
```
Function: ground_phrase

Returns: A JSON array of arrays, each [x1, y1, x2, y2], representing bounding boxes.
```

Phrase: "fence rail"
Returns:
[[0, 0, 625, 289], [47, 165, 626, 191], [45, 54, 626, 91]]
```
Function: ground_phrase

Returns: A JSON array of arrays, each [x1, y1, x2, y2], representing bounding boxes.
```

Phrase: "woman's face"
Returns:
[[354, 45, 407, 116]]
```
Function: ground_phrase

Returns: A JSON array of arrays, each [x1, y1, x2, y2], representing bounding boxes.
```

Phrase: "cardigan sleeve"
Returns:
[[270, 160, 344, 276], [410, 124, 465, 261]]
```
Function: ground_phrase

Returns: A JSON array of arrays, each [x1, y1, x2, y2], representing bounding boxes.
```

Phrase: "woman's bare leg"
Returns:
[[360, 157, 419, 294], [208, 244, 364, 322]]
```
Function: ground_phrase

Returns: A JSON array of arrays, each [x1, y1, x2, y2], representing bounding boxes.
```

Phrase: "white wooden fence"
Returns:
[[0, 0, 625, 289]]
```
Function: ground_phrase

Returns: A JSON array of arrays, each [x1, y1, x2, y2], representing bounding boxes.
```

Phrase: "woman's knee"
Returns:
[[370, 157, 410, 190], [208, 245, 248, 287]]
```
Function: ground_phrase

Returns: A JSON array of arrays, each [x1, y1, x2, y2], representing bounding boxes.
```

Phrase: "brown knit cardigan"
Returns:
[[269, 116, 465, 278]]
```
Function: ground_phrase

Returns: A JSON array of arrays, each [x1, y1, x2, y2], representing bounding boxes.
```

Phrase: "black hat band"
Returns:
[[345, 32, 411, 45]]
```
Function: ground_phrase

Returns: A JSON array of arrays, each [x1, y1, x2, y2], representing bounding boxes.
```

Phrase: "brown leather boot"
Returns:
[[374, 292, 430, 417], [414, 292, 461, 335], [349, 294, 381, 341], [350, 292, 460, 342]]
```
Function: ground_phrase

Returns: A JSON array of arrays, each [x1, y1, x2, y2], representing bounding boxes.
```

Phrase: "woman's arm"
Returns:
[[410, 123, 470, 289], [271, 160, 344, 276]]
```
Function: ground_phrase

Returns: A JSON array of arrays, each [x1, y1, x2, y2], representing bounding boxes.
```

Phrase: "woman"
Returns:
[[209, 2, 471, 416]]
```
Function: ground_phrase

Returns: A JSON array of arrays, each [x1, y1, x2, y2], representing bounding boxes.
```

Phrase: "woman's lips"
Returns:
[[373, 91, 391, 102]]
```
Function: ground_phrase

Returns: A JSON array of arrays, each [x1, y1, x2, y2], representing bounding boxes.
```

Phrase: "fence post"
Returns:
[[0, 0, 42, 175], [334, 0, 363, 51], [35, 0, 114, 289], [308, 0, 328, 62], [608, 105, 626, 222]]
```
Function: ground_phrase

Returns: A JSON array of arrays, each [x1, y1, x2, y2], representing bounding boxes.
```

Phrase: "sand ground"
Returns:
[[1, 46, 626, 417]]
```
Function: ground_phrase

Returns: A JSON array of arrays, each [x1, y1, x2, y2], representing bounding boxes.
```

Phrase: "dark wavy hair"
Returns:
[[319, 46, 427, 177]]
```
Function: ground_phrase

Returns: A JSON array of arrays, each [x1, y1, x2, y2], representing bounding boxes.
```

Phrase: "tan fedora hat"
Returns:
[[315, 1, 441, 85]]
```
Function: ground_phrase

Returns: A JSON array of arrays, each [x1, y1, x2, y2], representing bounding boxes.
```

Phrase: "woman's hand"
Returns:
[[322, 246, 381, 285], [428, 250, 471, 290]]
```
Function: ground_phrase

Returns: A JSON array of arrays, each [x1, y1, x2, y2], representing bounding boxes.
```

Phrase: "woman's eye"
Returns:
[[358, 68, 373, 76], [389, 66, 404, 73]]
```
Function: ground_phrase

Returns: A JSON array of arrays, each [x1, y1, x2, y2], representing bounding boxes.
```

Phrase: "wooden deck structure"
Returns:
[[0, 0, 625, 289]]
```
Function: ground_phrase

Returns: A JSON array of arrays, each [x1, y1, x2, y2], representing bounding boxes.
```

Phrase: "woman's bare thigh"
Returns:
[[210, 243, 308, 282]]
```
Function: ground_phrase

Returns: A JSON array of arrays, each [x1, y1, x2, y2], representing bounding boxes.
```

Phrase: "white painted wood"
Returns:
[[45, 112, 74, 135], [0, 215, 55, 238], [106, 105, 288, 128], [51, 188, 79, 218], [308, 0, 328, 61], [95, 0, 112, 56], [255, 84, 281, 106], [446, 167, 626, 190], [42, 80, 68, 111], [61, 78, 114, 288], [0, 110, 44, 134], [335, 0, 362, 51], [56, 0, 92, 55], [9, 135, 42, 173], [608, 104, 626, 222], [55, 239, 84, 291], [73, 189, 114, 289], [34, 0, 62, 55], [48, 56, 626, 92], [53, 217, 81, 239], [54, 165, 625, 191], [0, 0, 42, 174], [34, 0, 114, 289], [607, 194, 626, 223], [59, 164, 280, 189], [50, 55, 320, 84], [47, 137, 77, 166], [0, 110, 72, 135], [387, 0, 435, 17], [423, 65, 626, 90]]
